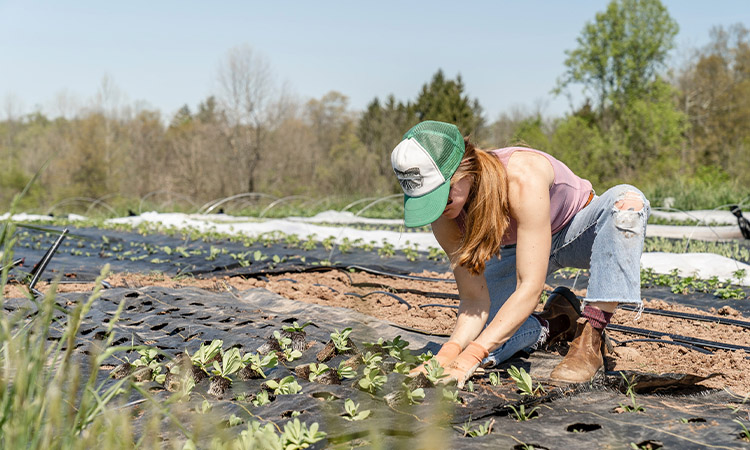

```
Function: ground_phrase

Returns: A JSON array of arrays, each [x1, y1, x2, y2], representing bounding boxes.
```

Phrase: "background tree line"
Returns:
[[1, 0, 748, 213]]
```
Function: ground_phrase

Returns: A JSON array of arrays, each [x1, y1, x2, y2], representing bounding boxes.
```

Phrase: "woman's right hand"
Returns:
[[408, 341, 462, 376]]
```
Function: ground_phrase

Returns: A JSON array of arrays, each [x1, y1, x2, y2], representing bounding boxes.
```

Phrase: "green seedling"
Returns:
[[189, 339, 223, 373], [241, 352, 278, 378], [265, 375, 302, 395], [361, 351, 383, 367], [619, 373, 645, 412], [507, 365, 544, 396], [442, 388, 462, 404], [251, 389, 271, 407], [205, 245, 221, 261], [132, 347, 165, 383], [227, 414, 244, 427], [338, 237, 353, 253], [460, 417, 495, 437], [427, 246, 446, 261], [342, 399, 371, 421], [402, 246, 419, 262], [280, 418, 326, 450], [212, 347, 243, 380], [416, 351, 434, 364], [195, 399, 212, 414], [508, 404, 540, 421], [330, 327, 353, 352], [393, 361, 412, 374], [282, 321, 311, 333], [488, 372, 501, 386], [402, 383, 425, 405], [466, 380, 475, 392], [234, 421, 282, 449], [336, 361, 357, 380], [423, 359, 448, 385], [252, 250, 266, 262], [735, 419, 750, 442], [284, 234, 301, 248], [358, 366, 387, 394], [378, 241, 395, 258], [380, 335, 412, 361], [274, 330, 302, 361], [321, 236, 336, 251], [308, 363, 331, 382]]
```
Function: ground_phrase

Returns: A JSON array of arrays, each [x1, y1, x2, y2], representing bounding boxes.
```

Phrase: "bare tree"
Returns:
[[216, 45, 286, 192]]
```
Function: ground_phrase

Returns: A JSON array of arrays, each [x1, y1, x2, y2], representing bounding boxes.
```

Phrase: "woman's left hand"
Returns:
[[440, 341, 489, 389]]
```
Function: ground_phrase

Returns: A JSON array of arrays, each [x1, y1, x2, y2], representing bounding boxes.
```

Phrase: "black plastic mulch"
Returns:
[[3, 285, 749, 448], [7, 224, 449, 283]]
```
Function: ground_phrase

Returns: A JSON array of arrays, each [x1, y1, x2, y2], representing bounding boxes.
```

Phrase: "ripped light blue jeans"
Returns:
[[482, 184, 650, 367]]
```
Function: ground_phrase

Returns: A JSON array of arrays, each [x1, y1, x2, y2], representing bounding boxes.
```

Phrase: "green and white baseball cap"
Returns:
[[391, 121, 465, 227]]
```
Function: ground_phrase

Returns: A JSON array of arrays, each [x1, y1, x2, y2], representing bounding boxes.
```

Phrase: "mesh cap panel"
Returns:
[[403, 121, 464, 179]]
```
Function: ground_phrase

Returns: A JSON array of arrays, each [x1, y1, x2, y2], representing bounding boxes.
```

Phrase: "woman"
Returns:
[[392, 120, 649, 387]]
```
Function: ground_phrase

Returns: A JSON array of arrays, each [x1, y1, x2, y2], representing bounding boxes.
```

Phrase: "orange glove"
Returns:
[[442, 341, 489, 388], [409, 341, 462, 377]]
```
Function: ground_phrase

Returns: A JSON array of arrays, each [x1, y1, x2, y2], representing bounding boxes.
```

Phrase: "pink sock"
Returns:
[[582, 305, 613, 330]]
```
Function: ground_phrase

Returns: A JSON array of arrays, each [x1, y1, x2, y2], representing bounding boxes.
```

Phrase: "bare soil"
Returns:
[[8, 269, 750, 395]]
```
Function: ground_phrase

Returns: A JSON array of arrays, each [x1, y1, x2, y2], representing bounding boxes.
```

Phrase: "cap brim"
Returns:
[[403, 179, 451, 227]]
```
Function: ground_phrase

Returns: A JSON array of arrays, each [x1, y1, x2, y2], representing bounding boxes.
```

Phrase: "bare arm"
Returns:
[[472, 152, 553, 352], [431, 215, 490, 349]]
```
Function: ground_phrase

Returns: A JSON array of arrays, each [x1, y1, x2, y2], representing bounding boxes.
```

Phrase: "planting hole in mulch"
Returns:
[[566, 423, 602, 433]]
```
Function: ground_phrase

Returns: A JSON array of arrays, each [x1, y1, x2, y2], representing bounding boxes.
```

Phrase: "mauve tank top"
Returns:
[[457, 147, 593, 246]]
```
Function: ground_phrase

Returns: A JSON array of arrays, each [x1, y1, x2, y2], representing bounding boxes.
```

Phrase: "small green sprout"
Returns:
[[507, 366, 544, 396], [251, 390, 271, 407], [619, 373, 645, 413], [265, 375, 302, 395], [336, 361, 357, 380], [342, 399, 371, 421], [361, 351, 383, 367], [460, 417, 495, 437], [212, 347, 243, 380], [508, 404, 539, 421], [330, 327, 353, 352], [423, 359, 448, 385], [308, 363, 331, 382], [282, 321, 311, 333], [280, 418, 326, 449], [242, 352, 278, 378], [358, 367, 387, 394]]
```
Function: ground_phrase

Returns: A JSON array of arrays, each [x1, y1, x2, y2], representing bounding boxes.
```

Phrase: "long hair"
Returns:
[[453, 137, 510, 275]]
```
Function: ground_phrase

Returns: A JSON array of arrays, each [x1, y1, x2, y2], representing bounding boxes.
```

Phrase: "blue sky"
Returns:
[[1, 1, 747, 121]]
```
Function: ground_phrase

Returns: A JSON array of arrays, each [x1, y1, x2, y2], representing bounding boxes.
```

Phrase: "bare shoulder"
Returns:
[[506, 151, 554, 188], [506, 151, 553, 218]]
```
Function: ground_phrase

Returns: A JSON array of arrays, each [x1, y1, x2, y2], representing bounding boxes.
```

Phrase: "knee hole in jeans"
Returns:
[[614, 191, 644, 212]]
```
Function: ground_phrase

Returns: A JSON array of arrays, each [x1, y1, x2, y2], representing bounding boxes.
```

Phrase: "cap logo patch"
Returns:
[[395, 167, 423, 192]]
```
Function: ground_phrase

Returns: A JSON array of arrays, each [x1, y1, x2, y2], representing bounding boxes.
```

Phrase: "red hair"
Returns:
[[453, 138, 510, 275]]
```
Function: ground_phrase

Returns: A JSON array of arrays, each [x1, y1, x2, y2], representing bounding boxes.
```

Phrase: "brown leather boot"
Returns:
[[549, 317, 603, 383], [535, 286, 581, 349]]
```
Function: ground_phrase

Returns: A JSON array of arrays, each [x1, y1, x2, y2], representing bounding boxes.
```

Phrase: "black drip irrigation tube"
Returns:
[[342, 264, 456, 283], [344, 291, 413, 309], [606, 323, 750, 354], [619, 303, 750, 330], [607, 337, 713, 355]]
